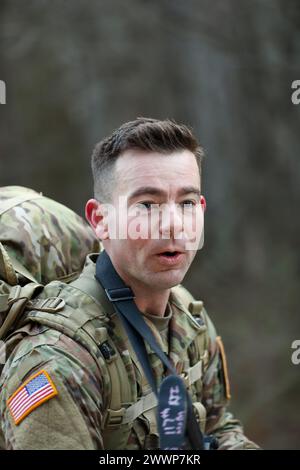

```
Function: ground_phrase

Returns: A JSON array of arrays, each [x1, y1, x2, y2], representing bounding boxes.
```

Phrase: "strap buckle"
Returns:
[[28, 297, 66, 313], [180, 360, 203, 388], [105, 287, 135, 302], [104, 407, 126, 427]]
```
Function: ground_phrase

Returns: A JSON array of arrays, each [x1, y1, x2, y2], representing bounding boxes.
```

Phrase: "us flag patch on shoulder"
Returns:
[[7, 369, 58, 425]]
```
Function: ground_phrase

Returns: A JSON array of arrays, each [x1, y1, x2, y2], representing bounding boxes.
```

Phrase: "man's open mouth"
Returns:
[[160, 251, 180, 257], [155, 250, 184, 265]]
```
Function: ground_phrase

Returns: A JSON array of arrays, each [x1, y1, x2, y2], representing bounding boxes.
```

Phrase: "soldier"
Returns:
[[0, 119, 259, 449]]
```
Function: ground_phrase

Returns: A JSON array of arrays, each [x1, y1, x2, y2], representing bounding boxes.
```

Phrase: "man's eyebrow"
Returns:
[[177, 186, 201, 197], [128, 186, 201, 200]]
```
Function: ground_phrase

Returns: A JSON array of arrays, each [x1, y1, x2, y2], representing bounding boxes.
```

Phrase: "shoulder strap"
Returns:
[[23, 292, 106, 368], [0, 192, 43, 217], [172, 285, 209, 371], [95, 251, 177, 389], [0, 282, 43, 340], [0, 242, 39, 285]]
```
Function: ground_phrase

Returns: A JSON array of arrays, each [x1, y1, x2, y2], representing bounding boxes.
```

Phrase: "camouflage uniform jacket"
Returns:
[[0, 255, 259, 450]]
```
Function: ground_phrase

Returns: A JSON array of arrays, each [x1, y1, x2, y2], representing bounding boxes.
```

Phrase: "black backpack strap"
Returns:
[[95, 250, 205, 450]]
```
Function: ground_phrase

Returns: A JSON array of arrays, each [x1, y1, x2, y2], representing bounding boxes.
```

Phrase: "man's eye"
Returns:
[[181, 200, 196, 207], [137, 202, 153, 210]]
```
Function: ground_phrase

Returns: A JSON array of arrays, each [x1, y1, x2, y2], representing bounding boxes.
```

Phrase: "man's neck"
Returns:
[[133, 288, 170, 318], [105, 252, 171, 317], [115, 271, 170, 317]]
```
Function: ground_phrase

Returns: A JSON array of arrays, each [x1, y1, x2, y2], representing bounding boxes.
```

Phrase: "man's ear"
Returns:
[[200, 195, 207, 212], [85, 199, 109, 240]]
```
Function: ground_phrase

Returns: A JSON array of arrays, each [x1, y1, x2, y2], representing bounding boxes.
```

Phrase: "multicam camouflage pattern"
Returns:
[[0, 254, 259, 450], [0, 186, 100, 284]]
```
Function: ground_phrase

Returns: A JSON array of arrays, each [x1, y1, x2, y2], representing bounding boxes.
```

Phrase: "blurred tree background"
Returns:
[[0, 0, 299, 449]]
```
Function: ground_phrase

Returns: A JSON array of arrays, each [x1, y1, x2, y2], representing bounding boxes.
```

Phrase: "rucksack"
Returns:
[[0, 186, 210, 449], [0, 185, 100, 345]]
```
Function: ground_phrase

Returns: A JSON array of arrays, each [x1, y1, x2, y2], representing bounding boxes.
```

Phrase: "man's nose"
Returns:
[[159, 203, 183, 238]]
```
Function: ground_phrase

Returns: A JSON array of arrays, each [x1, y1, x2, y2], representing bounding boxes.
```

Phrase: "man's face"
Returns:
[[91, 149, 204, 291]]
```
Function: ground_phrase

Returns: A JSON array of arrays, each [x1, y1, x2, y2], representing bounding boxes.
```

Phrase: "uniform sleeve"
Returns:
[[0, 333, 106, 450], [201, 309, 260, 450]]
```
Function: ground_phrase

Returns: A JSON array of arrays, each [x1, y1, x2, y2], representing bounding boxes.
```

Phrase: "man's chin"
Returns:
[[150, 269, 185, 289]]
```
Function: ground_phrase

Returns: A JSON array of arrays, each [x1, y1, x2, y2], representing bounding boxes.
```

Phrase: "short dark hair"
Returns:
[[91, 117, 204, 201]]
